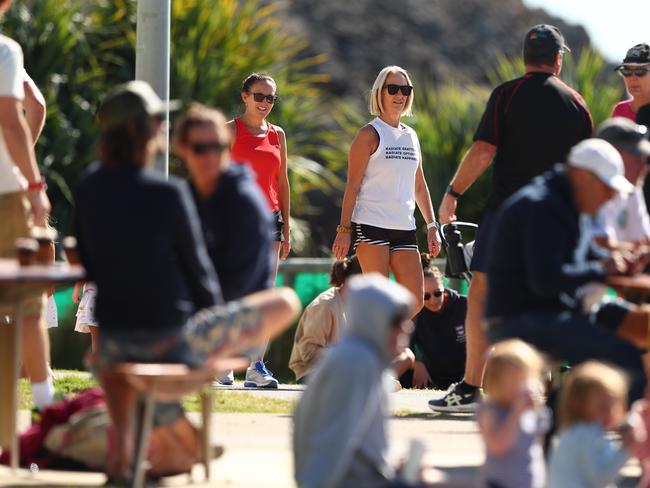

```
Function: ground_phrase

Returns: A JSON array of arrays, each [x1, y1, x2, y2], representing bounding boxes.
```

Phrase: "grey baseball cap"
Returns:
[[595, 117, 650, 158], [98, 80, 181, 130]]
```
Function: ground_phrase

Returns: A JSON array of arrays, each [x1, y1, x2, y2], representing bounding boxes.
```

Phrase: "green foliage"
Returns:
[[411, 82, 491, 224], [1, 0, 341, 253]]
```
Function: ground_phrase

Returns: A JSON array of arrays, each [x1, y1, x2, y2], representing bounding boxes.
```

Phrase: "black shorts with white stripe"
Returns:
[[352, 222, 418, 252]]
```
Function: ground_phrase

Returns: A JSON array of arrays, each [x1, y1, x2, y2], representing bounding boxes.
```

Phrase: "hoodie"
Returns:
[[190, 163, 274, 302], [293, 274, 414, 488]]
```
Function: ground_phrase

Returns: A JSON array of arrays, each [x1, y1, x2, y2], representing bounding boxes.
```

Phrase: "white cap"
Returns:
[[568, 139, 634, 194]]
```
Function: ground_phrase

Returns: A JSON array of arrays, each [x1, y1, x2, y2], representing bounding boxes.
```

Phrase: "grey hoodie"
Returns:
[[293, 273, 414, 488]]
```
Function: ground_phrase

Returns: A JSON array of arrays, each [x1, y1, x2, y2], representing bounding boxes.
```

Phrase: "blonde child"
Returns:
[[477, 339, 550, 488], [549, 361, 644, 488]]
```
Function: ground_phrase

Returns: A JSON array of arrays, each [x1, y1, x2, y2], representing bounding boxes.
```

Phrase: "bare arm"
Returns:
[[332, 125, 376, 260], [22, 76, 46, 144], [438, 140, 496, 224], [276, 127, 291, 259], [414, 159, 441, 256], [0, 97, 50, 224]]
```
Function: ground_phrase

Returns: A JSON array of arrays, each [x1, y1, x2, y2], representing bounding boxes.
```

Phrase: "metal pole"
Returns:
[[135, 0, 171, 176]]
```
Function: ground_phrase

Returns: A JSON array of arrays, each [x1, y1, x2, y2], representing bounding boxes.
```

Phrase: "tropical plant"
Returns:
[[1, 0, 343, 255]]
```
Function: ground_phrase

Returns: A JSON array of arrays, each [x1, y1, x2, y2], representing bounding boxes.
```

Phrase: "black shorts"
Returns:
[[352, 222, 418, 252], [469, 210, 497, 273], [272, 210, 284, 242]]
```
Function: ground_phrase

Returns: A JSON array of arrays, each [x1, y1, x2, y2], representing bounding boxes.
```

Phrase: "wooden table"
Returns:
[[0, 259, 84, 472]]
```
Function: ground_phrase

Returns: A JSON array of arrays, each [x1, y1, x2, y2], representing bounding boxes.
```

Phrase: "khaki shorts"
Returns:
[[0, 191, 45, 320]]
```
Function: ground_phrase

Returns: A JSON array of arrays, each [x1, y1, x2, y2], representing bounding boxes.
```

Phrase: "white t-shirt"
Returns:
[[0, 34, 26, 195], [351, 117, 420, 230], [594, 187, 650, 243]]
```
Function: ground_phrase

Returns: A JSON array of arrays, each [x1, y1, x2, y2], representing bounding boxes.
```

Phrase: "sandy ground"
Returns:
[[0, 388, 642, 487]]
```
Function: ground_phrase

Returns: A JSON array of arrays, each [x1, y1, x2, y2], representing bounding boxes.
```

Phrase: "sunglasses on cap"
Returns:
[[189, 141, 228, 155], [424, 290, 443, 301], [618, 66, 650, 78], [383, 84, 413, 97], [249, 92, 279, 103]]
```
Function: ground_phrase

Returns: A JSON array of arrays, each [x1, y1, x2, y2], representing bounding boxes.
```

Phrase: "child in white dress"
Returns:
[[73, 281, 98, 352]]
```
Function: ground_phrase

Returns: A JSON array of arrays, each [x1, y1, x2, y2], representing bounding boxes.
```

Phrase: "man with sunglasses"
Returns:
[[396, 257, 467, 390], [434, 24, 593, 413], [613, 43, 650, 121]]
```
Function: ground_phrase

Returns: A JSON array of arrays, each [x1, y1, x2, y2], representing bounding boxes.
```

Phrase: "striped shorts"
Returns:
[[352, 222, 418, 252]]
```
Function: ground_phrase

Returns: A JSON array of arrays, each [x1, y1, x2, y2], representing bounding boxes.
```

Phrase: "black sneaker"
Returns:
[[428, 382, 480, 413]]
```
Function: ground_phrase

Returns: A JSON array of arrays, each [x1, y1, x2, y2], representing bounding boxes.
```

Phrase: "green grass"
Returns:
[[19, 373, 295, 414]]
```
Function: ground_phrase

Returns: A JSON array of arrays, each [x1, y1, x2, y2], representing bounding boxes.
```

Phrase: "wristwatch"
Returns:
[[426, 221, 440, 231], [445, 184, 462, 199]]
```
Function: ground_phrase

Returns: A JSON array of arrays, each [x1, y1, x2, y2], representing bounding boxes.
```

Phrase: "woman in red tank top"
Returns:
[[227, 73, 290, 388], [228, 73, 290, 273]]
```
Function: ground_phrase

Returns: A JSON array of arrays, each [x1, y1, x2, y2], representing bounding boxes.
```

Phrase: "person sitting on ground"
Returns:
[[73, 81, 301, 481], [478, 339, 550, 488], [395, 255, 467, 390], [592, 118, 650, 248], [173, 103, 275, 387], [289, 255, 362, 384], [549, 361, 645, 488], [484, 138, 650, 403], [294, 274, 449, 488]]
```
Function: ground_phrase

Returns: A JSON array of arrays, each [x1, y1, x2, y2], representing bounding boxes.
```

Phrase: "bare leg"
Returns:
[[205, 287, 301, 362], [21, 313, 49, 383], [99, 369, 136, 479], [248, 242, 281, 367], [392, 347, 415, 377], [355, 242, 390, 276], [390, 250, 425, 317], [463, 271, 488, 387], [89, 326, 99, 354]]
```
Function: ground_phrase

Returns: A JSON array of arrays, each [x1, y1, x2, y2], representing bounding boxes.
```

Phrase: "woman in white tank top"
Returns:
[[332, 66, 441, 316]]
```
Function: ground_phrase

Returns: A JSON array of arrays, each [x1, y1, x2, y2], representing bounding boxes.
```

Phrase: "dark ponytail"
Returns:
[[330, 255, 362, 287], [241, 73, 276, 93]]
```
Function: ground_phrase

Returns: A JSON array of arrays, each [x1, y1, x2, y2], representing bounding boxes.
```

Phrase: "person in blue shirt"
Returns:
[[173, 103, 278, 387], [397, 255, 467, 390], [484, 138, 650, 402]]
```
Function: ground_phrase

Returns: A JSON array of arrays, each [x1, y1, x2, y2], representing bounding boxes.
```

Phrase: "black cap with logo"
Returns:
[[523, 24, 570, 59]]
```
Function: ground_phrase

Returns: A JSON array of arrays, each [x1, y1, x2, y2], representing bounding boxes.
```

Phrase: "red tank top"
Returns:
[[231, 117, 281, 211]]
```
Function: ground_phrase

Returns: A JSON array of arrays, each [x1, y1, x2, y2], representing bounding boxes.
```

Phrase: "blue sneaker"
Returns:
[[244, 361, 279, 389]]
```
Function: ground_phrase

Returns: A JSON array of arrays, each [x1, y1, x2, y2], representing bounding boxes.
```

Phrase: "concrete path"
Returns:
[[0, 387, 642, 487]]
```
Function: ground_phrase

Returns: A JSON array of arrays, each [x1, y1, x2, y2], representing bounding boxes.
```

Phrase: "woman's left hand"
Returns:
[[427, 227, 442, 257], [280, 233, 291, 260]]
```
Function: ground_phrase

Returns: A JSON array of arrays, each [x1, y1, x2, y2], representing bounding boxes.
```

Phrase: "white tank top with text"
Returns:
[[351, 117, 420, 230]]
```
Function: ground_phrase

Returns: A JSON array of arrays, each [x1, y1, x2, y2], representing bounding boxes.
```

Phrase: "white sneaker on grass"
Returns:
[[213, 369, 234, 387], [244, 361, 279, 389]]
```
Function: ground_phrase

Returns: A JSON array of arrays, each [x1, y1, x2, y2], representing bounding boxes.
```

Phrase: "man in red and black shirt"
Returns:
[[432, 24, 593, 413]]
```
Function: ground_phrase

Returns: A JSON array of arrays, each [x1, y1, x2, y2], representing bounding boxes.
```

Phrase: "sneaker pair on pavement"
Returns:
[[428, 381, 481, 413], [213, 360, 279, 389]]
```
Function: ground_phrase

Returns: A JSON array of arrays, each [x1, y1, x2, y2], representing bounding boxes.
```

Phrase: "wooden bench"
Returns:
[[109, 357, 248, 488]]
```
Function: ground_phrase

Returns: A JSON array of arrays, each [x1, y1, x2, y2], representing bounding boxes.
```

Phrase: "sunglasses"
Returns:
[[189, 141, 227, 155], [383, 84, 413, 96], [250, 92, 279, 103], [618, 67, 650, 78], [424, 290, 443, 301]]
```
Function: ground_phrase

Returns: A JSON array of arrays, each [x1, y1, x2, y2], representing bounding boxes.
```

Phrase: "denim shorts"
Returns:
[[98, 300, 262, 369]]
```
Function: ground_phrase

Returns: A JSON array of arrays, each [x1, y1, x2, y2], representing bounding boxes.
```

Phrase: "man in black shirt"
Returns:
[[433, 24, 593, 412], [398, 262, 467, 390]]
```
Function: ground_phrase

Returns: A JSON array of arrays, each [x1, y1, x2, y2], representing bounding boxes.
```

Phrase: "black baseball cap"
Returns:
[[98, 80, 181, 130], [523, 24, 570, 59], [616, 43, 650, 69], [596, 117, 650, 159]]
